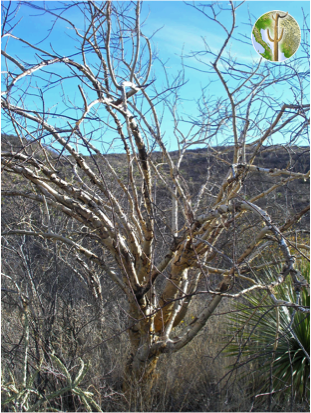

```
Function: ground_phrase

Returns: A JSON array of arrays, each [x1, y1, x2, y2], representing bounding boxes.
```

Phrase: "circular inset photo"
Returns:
[[252, 11, 301, 62]]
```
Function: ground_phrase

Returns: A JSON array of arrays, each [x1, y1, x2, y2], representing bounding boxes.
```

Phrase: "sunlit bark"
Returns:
[[1, 0, 309, 388]]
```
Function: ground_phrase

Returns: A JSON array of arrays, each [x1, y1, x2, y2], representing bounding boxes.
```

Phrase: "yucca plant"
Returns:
[[226, 261, 310, 403]]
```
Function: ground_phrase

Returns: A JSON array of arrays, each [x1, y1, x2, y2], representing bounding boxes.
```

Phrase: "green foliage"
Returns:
[[2, 355, 102, 412], [2, 334, 102, 412], [255, 13, 272, 31], [226, 262, 310, 402], [252, 13, 273, 60], [281, 43, 293, 59]]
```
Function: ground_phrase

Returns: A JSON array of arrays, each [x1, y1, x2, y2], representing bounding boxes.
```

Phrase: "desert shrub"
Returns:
[[225, 262, 310, 410]]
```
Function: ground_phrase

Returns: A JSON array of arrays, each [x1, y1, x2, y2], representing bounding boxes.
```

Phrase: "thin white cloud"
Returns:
[[150, 22, 258, 65], [149, 23, 224, 54]]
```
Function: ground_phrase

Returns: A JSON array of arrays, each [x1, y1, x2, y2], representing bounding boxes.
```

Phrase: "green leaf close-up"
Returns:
[[226, 262, 310, 403]]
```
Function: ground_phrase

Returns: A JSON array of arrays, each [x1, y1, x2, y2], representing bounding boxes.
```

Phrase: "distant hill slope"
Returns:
[[2, 133, 309, 219]]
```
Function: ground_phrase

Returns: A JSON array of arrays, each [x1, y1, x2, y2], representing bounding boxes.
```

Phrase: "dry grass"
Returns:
[[2, 269, 309, 412], [2, 293, 310, 412]]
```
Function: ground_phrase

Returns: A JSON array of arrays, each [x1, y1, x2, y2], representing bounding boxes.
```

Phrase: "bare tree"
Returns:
[[1, 0, 309, 395]]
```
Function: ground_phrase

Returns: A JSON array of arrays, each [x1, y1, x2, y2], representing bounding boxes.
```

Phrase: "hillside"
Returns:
[[1, 135, 310, 412]]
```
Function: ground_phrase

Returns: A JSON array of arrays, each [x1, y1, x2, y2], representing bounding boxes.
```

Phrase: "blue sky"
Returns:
[[141, 1, 309, 99], [143, 1, 310, 149], [2, 1, 310, 152]]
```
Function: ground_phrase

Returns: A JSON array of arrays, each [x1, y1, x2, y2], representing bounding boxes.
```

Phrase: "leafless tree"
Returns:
[[1, 0, 309, 397]]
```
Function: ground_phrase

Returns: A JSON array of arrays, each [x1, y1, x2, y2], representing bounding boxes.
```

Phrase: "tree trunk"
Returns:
[[122, 301, 160, 400], [124, 351, 159, 392]]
